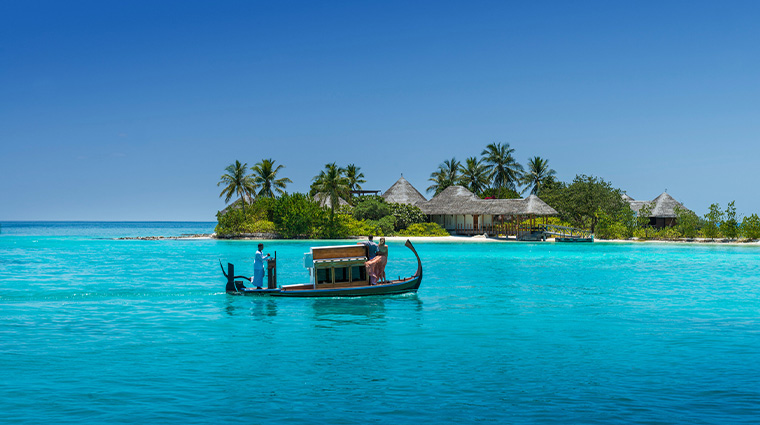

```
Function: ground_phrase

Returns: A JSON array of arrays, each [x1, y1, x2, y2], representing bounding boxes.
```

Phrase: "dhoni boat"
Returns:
[[222, 239, 422, 297]]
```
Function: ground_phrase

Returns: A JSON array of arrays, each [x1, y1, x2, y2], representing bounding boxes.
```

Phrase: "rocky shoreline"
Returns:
[[116, 233, 214, 240]]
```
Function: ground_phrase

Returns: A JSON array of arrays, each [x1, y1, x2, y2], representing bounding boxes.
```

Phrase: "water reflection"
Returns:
[[311, 297, 387, 324], [224, 296, 278, 318], [310, 294, 423, 325]]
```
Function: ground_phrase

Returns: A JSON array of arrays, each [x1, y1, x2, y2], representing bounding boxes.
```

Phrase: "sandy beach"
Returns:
[[385, 235, 760, 246]]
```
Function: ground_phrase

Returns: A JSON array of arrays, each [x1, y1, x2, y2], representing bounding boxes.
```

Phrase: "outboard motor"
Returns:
[[267, 252, 277, 289], [225, 263, 237, 292]]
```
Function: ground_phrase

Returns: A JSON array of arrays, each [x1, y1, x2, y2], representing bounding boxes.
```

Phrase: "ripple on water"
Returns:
[[2, 232, 760, 423]]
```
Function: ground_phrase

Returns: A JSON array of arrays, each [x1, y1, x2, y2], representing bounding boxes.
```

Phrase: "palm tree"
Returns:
[[312, 162, 351, 215], [217, 160, 257, 212], [521, 156, 556, 196], [345, 164, 366, 194], [251, 158, 292, 198], [427, 157, 460, 195], [481, 142, 524, 194], [458, 157, 490, 195]]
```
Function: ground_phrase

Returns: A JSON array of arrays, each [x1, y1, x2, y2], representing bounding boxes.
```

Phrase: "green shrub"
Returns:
[[632, 228, 649, 239], [398, 222, 450, 237], [366, 215, 396, 236], [388, 203, 426, 231], [215, 207, 265, 235], [272, 193, 325, 238], [352, 196, 391, 221], [653, 226, 682, 240], [329, 214, 377, 238], [594, 207, 633, 239], [596, 221, 629, 240]]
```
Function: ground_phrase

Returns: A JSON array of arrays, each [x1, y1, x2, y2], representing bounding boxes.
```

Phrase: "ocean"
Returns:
[[1, 222, 759, 424]]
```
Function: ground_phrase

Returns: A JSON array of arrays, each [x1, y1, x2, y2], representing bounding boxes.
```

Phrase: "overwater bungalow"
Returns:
[[624, 192, 689, 228]]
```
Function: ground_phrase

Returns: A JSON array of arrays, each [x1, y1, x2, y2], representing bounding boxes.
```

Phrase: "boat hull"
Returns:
[[236, 273, 422, 297]]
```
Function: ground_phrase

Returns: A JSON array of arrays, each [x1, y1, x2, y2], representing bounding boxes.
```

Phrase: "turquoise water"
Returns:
[[2, 222, 760, 424]]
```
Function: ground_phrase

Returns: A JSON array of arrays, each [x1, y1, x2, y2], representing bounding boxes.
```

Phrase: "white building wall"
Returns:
[[465, 215, 473, 229]]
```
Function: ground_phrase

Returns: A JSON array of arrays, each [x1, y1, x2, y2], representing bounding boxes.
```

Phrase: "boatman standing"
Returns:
[[251, 243, 272, 289]]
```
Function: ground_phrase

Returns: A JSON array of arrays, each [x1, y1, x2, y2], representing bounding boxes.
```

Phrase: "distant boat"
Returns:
[[222, 240, 423, 297], [555, 235, 594, 243]]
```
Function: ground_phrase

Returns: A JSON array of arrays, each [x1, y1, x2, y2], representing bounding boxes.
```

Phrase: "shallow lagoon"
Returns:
[[2, 223, 760, 424]]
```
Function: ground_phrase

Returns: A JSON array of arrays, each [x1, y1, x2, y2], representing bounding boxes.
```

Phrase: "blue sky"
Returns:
[[2, 1, 759, 221]]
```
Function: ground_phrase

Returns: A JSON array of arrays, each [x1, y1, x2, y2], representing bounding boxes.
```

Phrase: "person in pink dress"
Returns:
[[365, 237, 388, 285]]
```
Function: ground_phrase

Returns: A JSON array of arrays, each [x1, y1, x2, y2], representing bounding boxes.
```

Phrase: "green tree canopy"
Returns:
[[459, 156, 490, 195], [312, 163, 351, 215], [345, 164, 366, 195], [544, 174, 626, 233], [251, 158, 292, 198], [721, 201, 739, 239], [427, 157, 460, 196], [674, 205, 699, 238], [271, 193, 325, 238], [481, 142, 523, 192], [217, 160, 257, 212], [520, 156, 556, 196], [742, 214, 760, 239], [352, 196, 391, 221], [703, 203, 723, 239]]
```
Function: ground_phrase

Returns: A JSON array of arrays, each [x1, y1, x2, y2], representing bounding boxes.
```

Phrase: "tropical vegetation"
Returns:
[[216, 161, 447, 238], [251, 158, 292, 198], [216, 145, 760, 242], [217, 160, 257, 212], [481, 142, 523, 193]]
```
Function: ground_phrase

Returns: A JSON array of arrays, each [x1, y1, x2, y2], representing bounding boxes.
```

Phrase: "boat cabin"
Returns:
[[283, 245, 370, 291]]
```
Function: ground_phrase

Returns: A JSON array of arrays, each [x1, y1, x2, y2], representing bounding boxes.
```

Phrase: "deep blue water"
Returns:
[[2, 222, 760, 424]]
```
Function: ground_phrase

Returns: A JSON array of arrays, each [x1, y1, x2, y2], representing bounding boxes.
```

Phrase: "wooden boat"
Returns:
[[222, 239, 422, 297]]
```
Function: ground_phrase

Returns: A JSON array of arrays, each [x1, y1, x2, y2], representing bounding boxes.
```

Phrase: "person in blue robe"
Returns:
[[250, 243, 272, 289]]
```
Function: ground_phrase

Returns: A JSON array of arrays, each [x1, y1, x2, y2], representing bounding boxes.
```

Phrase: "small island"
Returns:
[[215, 144, 760, 243]]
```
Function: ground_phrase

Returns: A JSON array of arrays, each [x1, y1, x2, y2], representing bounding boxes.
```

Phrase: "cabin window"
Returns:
[[351, 265, 366, 282], [316, 268, 331, 284], [334, 266, 349, 283]]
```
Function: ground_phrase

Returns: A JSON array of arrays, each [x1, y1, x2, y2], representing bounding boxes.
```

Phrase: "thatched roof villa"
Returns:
[[382, 177, 557, 237], [381, 175, 427, 205], [313, 192, 349, 209], [624, 192, 690, 228]]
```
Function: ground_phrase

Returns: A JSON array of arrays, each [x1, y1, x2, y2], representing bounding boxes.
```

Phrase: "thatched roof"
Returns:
[[220, 197, 246, 215], [650, 192, 687, 218], [382, 176, 427, 205], [418, 186, 557, 216], [313, 192, 349, 209], [419, 186, 480, 214], [624, 192, 688, 218], [523, 194, 559, 216]]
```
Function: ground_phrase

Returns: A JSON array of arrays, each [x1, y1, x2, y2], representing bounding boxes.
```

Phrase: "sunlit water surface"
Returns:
[[2, 222, 759, 424]]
